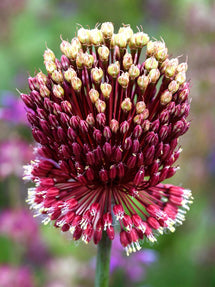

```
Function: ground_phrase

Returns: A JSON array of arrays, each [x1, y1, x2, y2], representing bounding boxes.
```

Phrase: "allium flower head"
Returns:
[[22, 22, 193, 255]]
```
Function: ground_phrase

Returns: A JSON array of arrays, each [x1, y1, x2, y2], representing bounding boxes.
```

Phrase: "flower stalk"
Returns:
[[95, 232, 112, 287]]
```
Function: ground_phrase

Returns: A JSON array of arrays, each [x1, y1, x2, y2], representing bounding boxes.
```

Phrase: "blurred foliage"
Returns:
[[0, 0, 215, 286]]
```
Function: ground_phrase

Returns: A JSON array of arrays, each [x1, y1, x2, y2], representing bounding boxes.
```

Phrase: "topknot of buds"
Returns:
[[22, 22, 192, 255]]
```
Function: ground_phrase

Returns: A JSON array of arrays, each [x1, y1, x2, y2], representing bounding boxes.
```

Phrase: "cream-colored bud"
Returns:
[[90, 28, 104, 46], [36, 72, 48, 85], [51, 70, 63, 83], [160, 90, 172, 105], [89, 89, 99, 103], [44, 60, 57, 74], [86, 113, 95, 126], [91, 67, 103, 84], [108, 61, 120, 78], [67, 37, 82, 59], [118, 25, 133, 41], [135, 32, 149, 48], [60, 40, 71, 58], [123, 53, 133, 70], [154, 41, 168, 62], [165, 58, 179, 78], [118, 72, 129, 89], [177, 62, 188, 73], [137, 75, 149, 90], [53, 84, 64, 99], [168, 80, 179, 93], [175, 72, 186, 85], [77, 28, 91, 45], [39, 85, 50, 98], [128, 64, 140, 80], [160, 58, 170, 73], [115, 33, 127, 49], [43, 48, 55, 62], [83, 53, 94, 69], [95, 99, 106, 113], [136, 101, 146, 114], [100, 83, 112, 100], [128, 35, 136, 49], [110, 34, 116, 48], [121, 98, 132, 112], [145, 57, 158, 70], [76, 51, 84, 69], [146, 41, 156, 56], [101, 22, 114, 38], [69, 44, 80, 60], [98, 46, 110, 62], [64, 68, 77, 82], [71, 77, 82, 92], [71, 37, 82, 50], [148, 68, 160, 83], [110, 119, 119, 133]]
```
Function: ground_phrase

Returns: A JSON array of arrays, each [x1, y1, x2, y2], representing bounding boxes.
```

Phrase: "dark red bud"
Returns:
[[103, 126, 112, 140], [21, 94, 36, 109], [144, 145, 155, 165], [159, 125, 169, 141], [67, 127, 77, 141], [80, 120, 89, 133], [93, 129, 102, 143], [61, 55, 70, 70], [132, 139, 140, 153], [118, 162, 125, 177], [127, 154, 136, 169], [133, 125, 142, 138], [37, 108, 47, 120], [96, 113, 106, 126], [150, 119, 160, 132], [107, 226, 115, 240], [60, 113, 70, 126], [114, 146, 122, 162], [72, 142, 82, 156], [99, 169, 108, 182], [49, 114, 59, 127], [120, 121, 129, 134], [123, 137, 132, 150], [147, 217, 160, 230], [134, 167, 145, 186], [103, 142, 112, 157], [159, 110, 169, 124], [70, 116, 79, 129]]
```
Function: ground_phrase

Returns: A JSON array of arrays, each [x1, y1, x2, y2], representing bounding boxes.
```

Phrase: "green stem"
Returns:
[[95, 232, 112, 287]]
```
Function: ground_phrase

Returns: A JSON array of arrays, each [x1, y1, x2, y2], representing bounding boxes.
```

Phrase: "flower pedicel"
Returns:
[[22, 22, 193, 256]]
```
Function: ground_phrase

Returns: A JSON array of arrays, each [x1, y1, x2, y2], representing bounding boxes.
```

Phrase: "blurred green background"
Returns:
[[0, 0, 215, 286]]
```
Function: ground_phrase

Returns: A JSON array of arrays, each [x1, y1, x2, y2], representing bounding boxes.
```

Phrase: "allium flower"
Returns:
[[22, 22, 193, 255]]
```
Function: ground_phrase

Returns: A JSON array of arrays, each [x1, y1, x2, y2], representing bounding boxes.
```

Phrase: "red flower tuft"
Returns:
[[22, 23, 193, 255]]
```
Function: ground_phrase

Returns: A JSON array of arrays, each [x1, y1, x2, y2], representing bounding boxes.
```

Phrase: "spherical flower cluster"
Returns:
[[22, 22, 193, 255]]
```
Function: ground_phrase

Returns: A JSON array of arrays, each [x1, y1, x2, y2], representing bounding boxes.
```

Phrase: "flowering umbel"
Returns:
[[22, 23, 193, 255]]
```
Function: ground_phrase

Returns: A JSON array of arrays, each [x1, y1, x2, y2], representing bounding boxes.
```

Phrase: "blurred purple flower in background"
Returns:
[[0, 138, 33, 179], [0, 91, 28, 125], [110, 235, 157, 282], [0, 265, 34, 287], [0, 209, 39, 243], [207, 150, 215, 177], [0, 209, 50, 265]]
